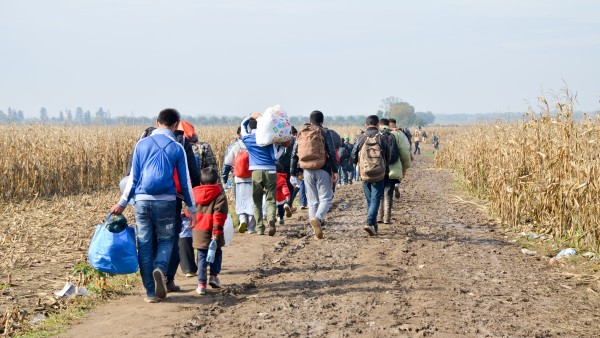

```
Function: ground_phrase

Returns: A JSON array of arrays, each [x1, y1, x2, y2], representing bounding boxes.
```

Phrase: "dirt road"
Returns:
[[62, 152, 600, 337]]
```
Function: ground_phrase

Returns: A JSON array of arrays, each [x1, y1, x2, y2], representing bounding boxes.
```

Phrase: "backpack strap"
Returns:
[[149, 135, 174, 150]]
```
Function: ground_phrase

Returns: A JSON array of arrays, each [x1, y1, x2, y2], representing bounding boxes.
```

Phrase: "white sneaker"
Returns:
[[196, 285, 206, 295]]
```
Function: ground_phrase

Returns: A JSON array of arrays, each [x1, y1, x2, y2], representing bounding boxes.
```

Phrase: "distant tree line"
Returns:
[[376, 96, 436, 127], [0, 106, 368, 126]]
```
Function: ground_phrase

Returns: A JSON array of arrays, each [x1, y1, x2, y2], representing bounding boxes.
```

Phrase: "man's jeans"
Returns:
[[166, 199, 183, 283], [304, 169, 334, 221], [362, 181, 384, 226], [134, 200, 177, 297], [298, 180, 307, 206]]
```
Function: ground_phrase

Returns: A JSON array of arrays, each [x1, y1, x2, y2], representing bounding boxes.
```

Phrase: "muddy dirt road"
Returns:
[[63, 152, 600, 337]]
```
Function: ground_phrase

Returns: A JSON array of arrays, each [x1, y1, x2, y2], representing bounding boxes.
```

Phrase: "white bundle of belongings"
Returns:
[[255, 104, 292, 146]]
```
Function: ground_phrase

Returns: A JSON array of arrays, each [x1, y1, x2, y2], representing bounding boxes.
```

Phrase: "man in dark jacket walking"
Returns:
[[338, 136, 354, 185], [290, 111, 338, 240], [352, 115, 390, 236]]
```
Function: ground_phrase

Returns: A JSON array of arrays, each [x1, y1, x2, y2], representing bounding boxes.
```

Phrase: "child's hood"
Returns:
[[192, 184, 223, 206]]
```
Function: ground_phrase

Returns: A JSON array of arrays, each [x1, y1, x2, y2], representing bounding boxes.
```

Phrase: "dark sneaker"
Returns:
[[268, 220, 276, 236], [278, 217, 284, 225], [257, 228, 265, 235], [166, 281, 181, 293], [377, 219, 384, 224], [144, 296, 160, 303], [394, 186, 400, 199], [152, 269, 167, 299], [208, 275, 221, 289], [300, 205, 308, 210], [284, 204, 293, 218], [238, 221, 247, 233], [363, 225, 377, 236], [310, 218, 323, 239]]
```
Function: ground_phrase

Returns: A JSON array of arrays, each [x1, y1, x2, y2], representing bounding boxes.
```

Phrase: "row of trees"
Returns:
[[1, 99, 435, 127], [0, 107, 368, 126], [0, 107, 110, 125], [377, 97, 435, 127]]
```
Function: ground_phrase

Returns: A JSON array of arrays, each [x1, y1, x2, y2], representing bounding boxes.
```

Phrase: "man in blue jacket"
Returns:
[[111, 108, 197, 303], [241, 114, 284, 236]]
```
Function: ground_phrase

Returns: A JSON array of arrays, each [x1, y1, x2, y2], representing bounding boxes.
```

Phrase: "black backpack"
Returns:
[[338, 144, 349, 160], [381, 129, 399, 164]]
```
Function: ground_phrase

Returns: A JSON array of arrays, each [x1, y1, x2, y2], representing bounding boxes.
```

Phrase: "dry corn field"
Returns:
[[436, 99, 600, 251], [0, 125, 241, 202]]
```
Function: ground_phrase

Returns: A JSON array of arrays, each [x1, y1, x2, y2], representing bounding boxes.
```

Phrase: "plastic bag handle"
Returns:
[[104, 211, 114, 225]]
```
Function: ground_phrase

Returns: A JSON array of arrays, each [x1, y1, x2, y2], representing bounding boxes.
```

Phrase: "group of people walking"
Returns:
[[110, 108, 420, 303]]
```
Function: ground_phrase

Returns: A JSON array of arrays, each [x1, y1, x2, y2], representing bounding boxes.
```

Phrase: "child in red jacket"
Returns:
[[276, 164, 292, 225], [189, 167, 229, 295]]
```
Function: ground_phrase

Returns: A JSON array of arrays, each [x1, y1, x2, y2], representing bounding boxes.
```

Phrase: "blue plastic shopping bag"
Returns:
[[88, 213, 138, 274]]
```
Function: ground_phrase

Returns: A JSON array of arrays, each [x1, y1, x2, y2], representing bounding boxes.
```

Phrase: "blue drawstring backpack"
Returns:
[[88, 212, 138, 274]]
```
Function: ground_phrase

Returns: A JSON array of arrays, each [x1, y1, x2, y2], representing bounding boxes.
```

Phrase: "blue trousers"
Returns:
[[197, 248, 223, 285], [362, 181, 384, 226], [134, 200, 177, 297]]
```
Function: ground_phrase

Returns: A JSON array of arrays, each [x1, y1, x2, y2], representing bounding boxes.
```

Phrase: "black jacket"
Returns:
[[351, 127, 391, 177], [277, 138, 296, 175], [290, 125, 339, 176]]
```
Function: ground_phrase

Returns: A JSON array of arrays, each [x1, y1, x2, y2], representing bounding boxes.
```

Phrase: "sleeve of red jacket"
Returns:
[[212, 192, 229, 235], [282, 180, 290, 201]]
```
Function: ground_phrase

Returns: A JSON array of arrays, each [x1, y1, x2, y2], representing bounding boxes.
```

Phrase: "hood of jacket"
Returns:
[[193, 184, 222, 205]]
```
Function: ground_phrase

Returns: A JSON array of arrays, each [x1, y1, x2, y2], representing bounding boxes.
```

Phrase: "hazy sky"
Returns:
[[1, 0, 599, 118]]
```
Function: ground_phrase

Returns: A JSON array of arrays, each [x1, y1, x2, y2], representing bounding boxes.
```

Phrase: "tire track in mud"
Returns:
[[173, 153, 600, 338]]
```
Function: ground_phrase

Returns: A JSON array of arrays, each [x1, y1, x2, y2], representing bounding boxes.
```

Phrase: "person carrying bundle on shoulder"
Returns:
[[241, 114, 285, 236]]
